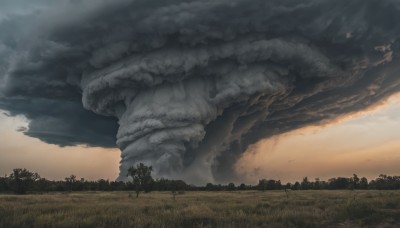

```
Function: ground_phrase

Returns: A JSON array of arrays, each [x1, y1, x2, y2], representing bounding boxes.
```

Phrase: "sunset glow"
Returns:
[[237, 94, 400, 183], [1, 94, 399, 183]]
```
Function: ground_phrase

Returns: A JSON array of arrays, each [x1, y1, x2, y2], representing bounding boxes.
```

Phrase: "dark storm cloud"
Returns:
[[0, 98, 118, 147], [1, 0, 400, 184], [0, 0, 120, 148]]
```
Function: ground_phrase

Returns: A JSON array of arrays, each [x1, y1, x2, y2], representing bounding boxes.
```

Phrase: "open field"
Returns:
[[0, 190, 399, 227]]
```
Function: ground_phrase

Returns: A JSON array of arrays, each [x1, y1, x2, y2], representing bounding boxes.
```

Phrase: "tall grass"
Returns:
[[0, 190, 399, 227]]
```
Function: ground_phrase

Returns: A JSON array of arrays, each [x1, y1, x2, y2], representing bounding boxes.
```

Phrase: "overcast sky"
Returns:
[[1, 0, 400, 184]]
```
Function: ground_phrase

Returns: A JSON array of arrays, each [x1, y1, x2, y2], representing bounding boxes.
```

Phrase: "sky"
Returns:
[[236, 94, 400, 183], [0, 111, 120, 180], [1, 93, 399, 183], [1, 0, 400, 184]]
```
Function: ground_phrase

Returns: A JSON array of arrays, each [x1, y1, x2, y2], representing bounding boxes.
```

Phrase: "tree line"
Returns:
[[1, 166, 399, 195], [257, 174, 400, 191]]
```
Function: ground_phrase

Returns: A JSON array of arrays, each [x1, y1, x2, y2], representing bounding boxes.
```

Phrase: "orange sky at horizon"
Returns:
[[236, 94, 400, 183], [0, 94, 400, 183], [0, 114, 120, 180]]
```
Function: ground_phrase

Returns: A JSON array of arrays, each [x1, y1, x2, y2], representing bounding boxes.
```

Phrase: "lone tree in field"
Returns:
[[127, 163, 153, 198], [8, 168, 40, 194]]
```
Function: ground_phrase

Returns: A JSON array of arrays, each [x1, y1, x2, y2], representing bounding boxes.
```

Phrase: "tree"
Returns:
[[238, 183, 246, 190], [314, 178, 321, 190], [328, 177, 349, 189], [257, 179, 280, 191], [36, 178, 50, 192], [98, 179, 110, 191], [359, 177, 368, 189], [169, 180, 187, 200], [352, 174, 360, 189], [8, 168, 40, 194], [127, 163, 153, 198], [267, 180, 282, 190], [65, 174, 77, 191], [227, 183, 235, 191], [0, 176, 8, 192], [292, 181, 301, 190], [206, 183, 216, 191], [301, 177, 310, 190], [258, 179, 268, 191]]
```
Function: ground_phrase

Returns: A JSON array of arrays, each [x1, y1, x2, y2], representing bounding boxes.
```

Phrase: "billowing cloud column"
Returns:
[[80, 38, 344, 183], [1, 0, 400, 184]]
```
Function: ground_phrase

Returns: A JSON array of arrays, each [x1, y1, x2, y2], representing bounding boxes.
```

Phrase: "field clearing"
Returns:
[[0, 190, 399, 227]]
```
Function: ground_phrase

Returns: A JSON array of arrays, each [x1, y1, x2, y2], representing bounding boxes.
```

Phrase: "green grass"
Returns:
[[0, 190, 399, 227]]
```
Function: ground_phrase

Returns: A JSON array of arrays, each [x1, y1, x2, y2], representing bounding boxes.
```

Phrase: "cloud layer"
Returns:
[[1, 0, 400, 184]]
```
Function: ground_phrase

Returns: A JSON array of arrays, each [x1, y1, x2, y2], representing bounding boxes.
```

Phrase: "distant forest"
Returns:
[[1, 168, 400, 195]]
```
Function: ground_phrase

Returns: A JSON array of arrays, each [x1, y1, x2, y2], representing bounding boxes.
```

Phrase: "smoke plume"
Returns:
[[1, 0, 400, 184]]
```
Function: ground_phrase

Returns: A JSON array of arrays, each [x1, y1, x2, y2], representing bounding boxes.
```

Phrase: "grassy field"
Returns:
[[0, 190, 399, 227]]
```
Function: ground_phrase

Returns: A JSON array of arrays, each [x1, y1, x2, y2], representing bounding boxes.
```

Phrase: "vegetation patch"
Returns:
[[336, 200, 387, 225], [0, 191, 399, 227]]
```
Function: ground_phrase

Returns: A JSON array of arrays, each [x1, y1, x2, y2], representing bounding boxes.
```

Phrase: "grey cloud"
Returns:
[[16, 126, 27, 132], [1, 0, 400, 184], [0, 98, 118, 148]]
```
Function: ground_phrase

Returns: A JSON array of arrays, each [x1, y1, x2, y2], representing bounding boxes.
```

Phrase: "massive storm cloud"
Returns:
[[1, 0, 400, 184]]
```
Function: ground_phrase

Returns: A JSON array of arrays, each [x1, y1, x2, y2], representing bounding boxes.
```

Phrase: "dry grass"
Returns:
[[0, 190, 399, 227]]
